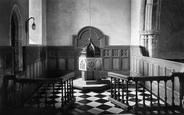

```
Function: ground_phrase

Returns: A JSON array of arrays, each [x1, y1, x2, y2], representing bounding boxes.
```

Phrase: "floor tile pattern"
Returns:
[[23, 82, 166, 115]]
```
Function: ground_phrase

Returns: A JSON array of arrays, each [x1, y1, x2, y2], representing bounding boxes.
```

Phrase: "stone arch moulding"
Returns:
[[9, 4, 23, 46], [72, 26, 108, 48], [10, 4, 24, 72]]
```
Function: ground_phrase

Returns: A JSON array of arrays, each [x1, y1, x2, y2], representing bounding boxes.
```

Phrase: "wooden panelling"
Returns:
[[47, 46, 79, 77], [136, 59, 140, 73], [0, 47, 14, 73], [112, 49, 119, 57], [34, 62, 37, 78], [112, 58, 119, 70], [68, 58, 74, 70], [131, 55, 184, 76], [23, 46, 47, 77], [103, 58, 111, 70], [47, 46, 131, 76], [26, 65, 30, 78], [45, 59, 47, 72], [140, 60, 144, 75], [103, 49, 111, 57], [130, 47, 184, 104], [31, 63, 33, 78], [101, 46, 130, 72], [59, 58, 65, 70], [49, 58, 57, 70], [121, 58, 128, 70]]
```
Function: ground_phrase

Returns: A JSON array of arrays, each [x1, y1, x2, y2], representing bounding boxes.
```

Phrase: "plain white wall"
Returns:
[[46, 0, 131, 46], [131, 0, 141, 45], [29, 0, 42, 44]]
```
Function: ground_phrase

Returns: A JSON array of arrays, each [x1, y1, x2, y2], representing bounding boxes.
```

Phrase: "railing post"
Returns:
[[164, 80, 168, 114], [135, 81, 138, 114], [171, 76, 175, 113], [126, 80, 129, 105], [37, 83, 40, 108], [13, 79, 16, 106], [157, 80, 160, 114], [61, 80, 64, 107], [45, 83, 47, 108], [21, 83, 24, 108], [3, 77, 8, 105], [64, 81, 67, 104], [52, 83, 55, 109], [143, 81, 146, 114], [179, 74, 184, 113], [71, 78, 74, 99], [121, 79, 124, 103], [114, 78, 117, 100], [67, 80, 69, 103], [117, 78, 120, 101], [150, 80, 153, 114], [69, 79, 71, 101], [110, 77, 113, 98]]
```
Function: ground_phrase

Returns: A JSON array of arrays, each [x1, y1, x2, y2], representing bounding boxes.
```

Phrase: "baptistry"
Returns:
[[73, 38, 110, 90]]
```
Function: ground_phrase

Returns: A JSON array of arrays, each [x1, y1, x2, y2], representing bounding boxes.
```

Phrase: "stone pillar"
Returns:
[[139, 0, 161, 58], [156, 0, 162, 30], [140, 32, 158, 58], [144, 35, 149, 56], [140, 35, 145, 47], [145, 0, 153, 30], [141, 33, 158, 58], [140, 0, 146, 31], [147, 35, 153, 57], [152, 35, 158, 57]]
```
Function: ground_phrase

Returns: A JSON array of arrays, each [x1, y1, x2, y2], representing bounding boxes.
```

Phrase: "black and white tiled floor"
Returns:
[[23, 82, 166, 115], [66, 89, 129, 115]]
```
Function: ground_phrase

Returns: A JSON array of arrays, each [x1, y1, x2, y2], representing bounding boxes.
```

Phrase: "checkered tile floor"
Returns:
[[23, 82, 165, 115], [66, 89, 128, 115]]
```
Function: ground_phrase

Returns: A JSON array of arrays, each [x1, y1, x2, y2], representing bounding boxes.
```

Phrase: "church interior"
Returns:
[[1, 0, 184, 115]]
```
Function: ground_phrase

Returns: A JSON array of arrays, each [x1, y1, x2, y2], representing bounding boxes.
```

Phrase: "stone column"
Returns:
[[156, 0, 162, 30], [140, 0, 146, 31], [141, 33, 157, 58], [148, 35, 153, 57], [145, 0, 153, 30], [139, 0, 161, 58], [152, 35, 158, 57], [140, 35, 145, 47], [144, 35, 149, 56], [140, 32, 158, 58]]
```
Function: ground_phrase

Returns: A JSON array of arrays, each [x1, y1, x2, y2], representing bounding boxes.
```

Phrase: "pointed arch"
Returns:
[[10, 4, 23, 46], [10, 4, 24, 72]]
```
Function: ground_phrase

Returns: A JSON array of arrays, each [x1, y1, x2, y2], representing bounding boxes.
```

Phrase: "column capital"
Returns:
[[139, 30, 160, 35]]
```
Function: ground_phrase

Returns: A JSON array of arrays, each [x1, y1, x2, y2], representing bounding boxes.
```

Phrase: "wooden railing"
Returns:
[[4, 72, 75, 112], [108, 72, 184, 115]]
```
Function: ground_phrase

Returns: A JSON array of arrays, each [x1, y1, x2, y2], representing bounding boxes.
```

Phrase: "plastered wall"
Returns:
[[158, 0, 184, 59], [29, 0, 42, 45], [0, 0, 28, 46], [130, 0, 141, 45], [46, 0, 131, 46]]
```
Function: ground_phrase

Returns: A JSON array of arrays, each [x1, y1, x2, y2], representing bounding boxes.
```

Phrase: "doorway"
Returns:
[[11, 10, 23, 73]]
